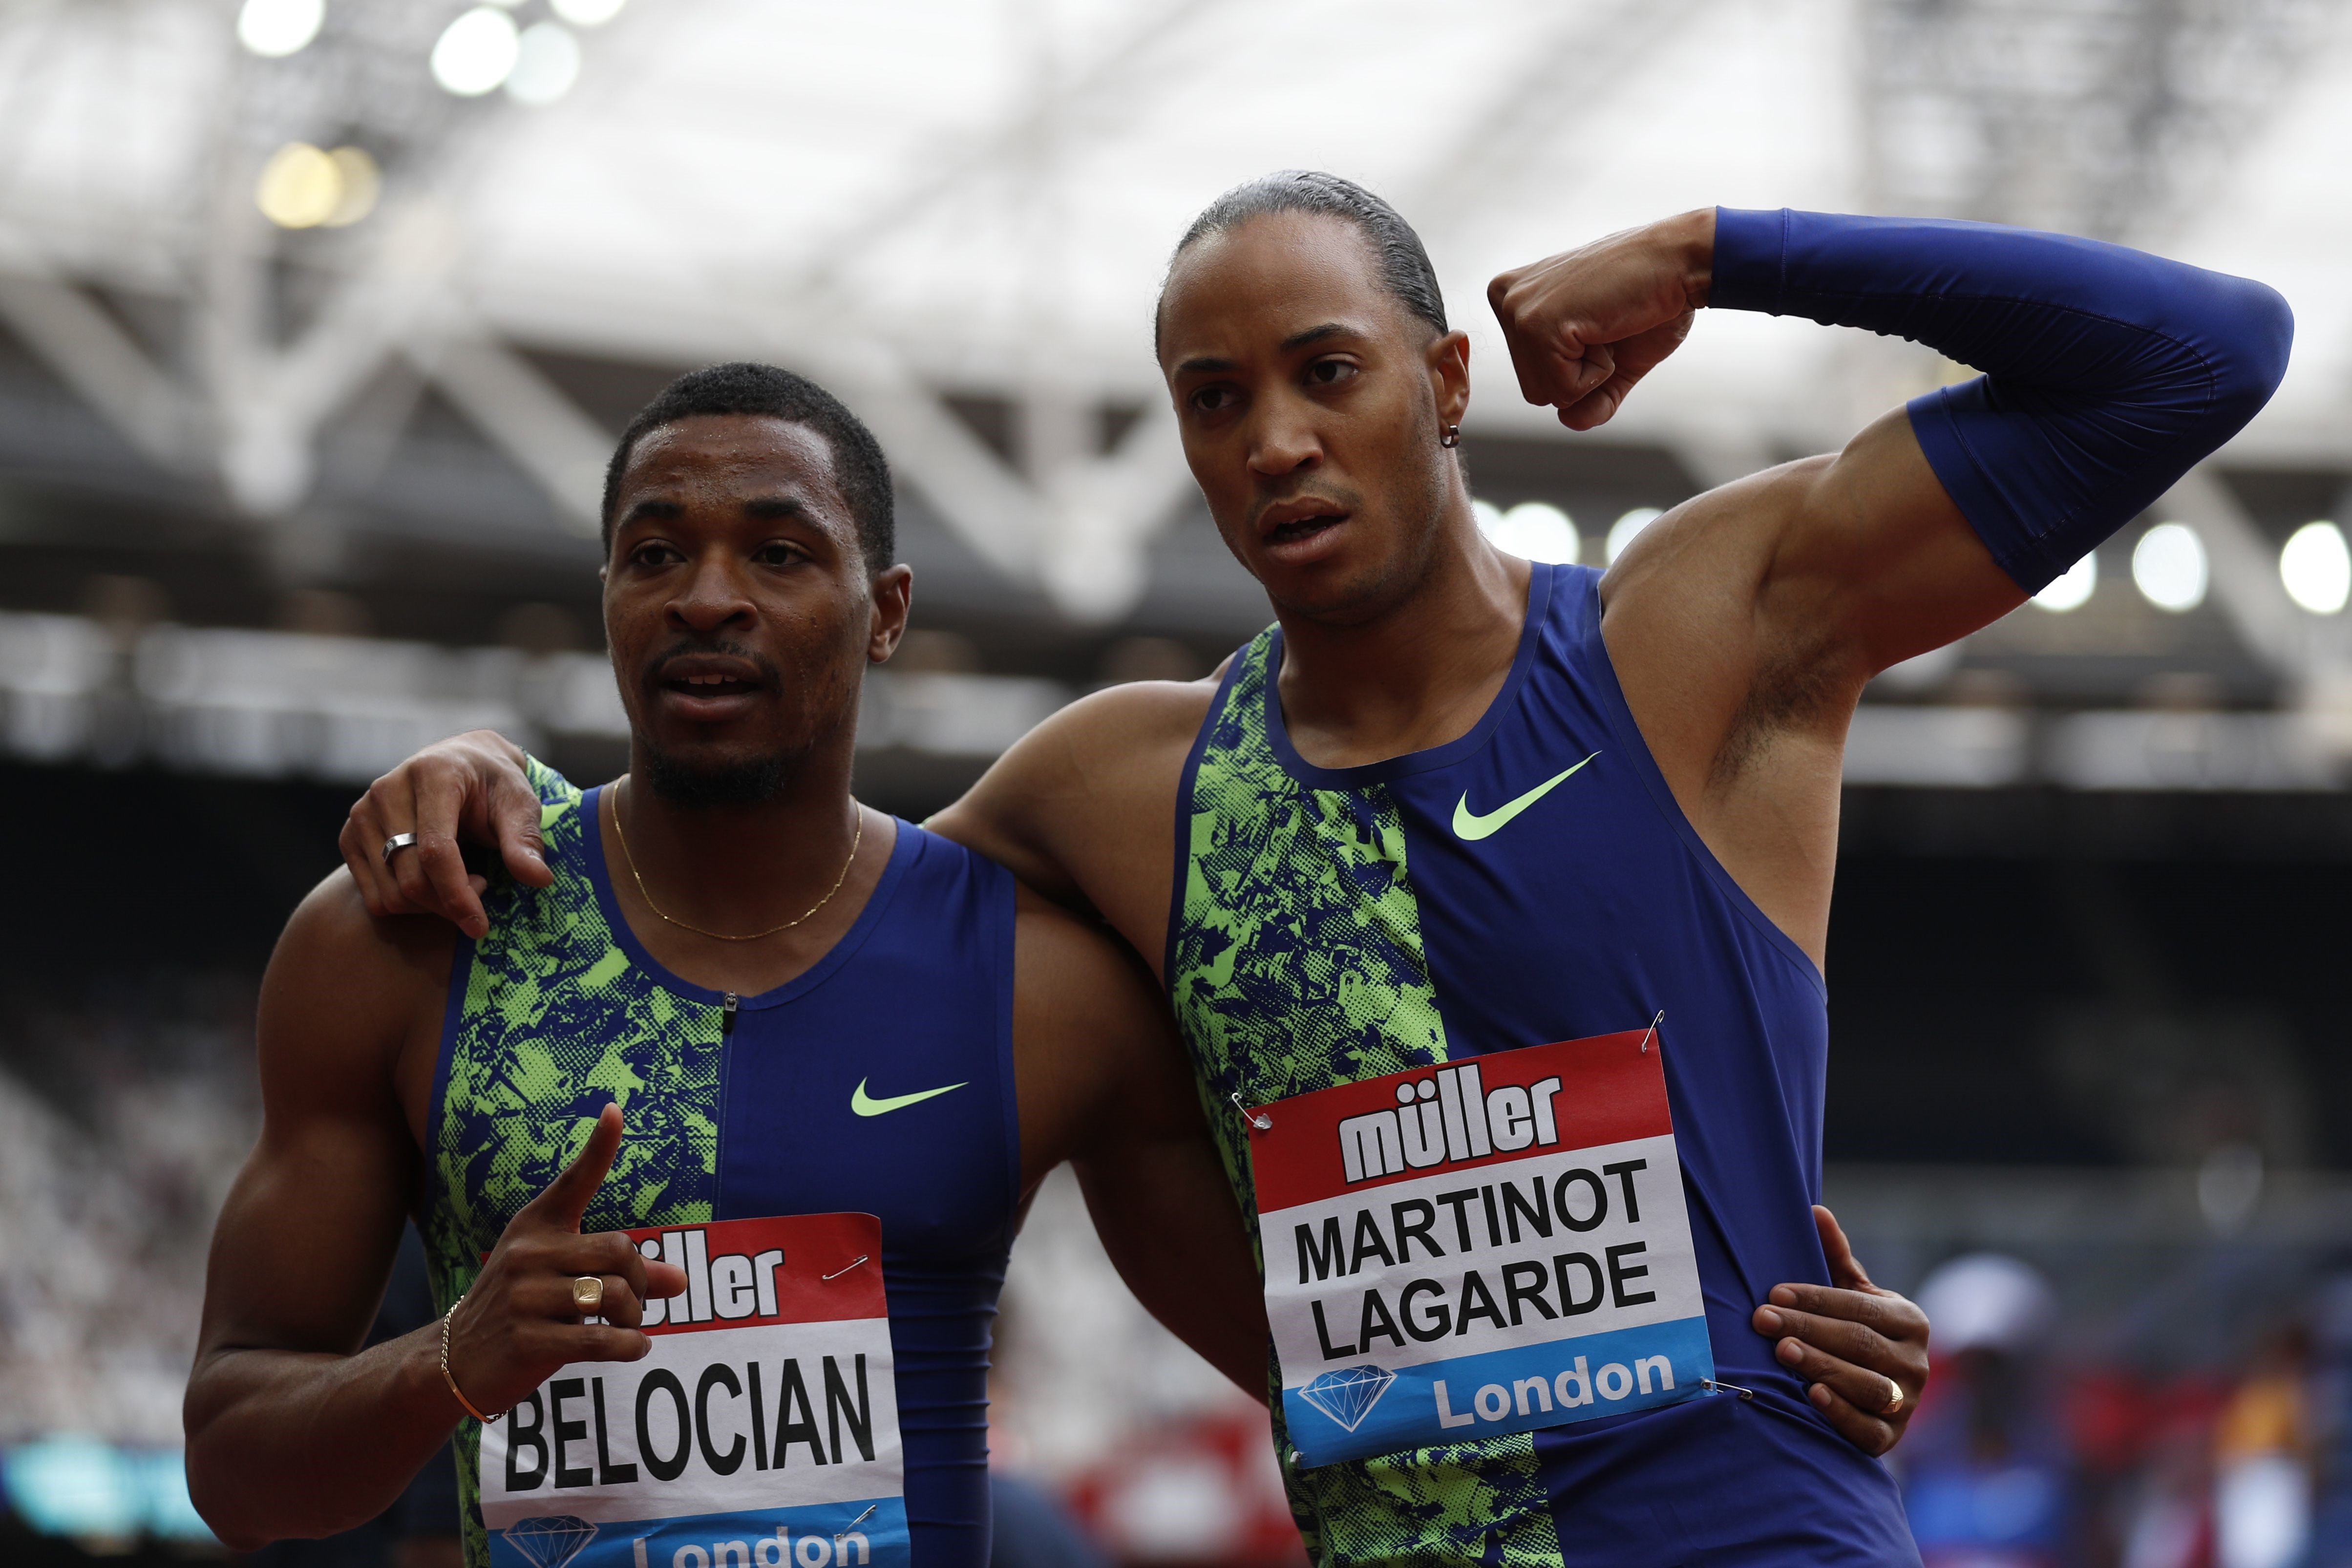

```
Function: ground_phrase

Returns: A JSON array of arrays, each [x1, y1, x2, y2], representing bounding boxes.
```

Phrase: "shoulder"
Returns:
[[926, 674, 1226, 904], [273, 868, 457, 992], [1012, 675, 1224, 776], [258, 870, 454, 1096]]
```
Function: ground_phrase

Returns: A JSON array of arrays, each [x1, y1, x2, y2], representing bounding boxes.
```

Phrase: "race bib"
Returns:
[[1247, 1028, 1713, 1466], [479, 1214, 906, 1568]]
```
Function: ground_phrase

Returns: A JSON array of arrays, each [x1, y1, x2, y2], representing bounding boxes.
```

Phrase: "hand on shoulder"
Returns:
[[927, 675, 1218, 935]]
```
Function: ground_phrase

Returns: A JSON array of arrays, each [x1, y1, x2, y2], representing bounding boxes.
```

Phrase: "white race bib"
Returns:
[[479, 1214, 906, 1568], [1246, 1028, 1715, 1466]]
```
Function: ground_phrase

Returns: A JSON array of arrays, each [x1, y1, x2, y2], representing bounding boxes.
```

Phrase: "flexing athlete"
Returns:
[[185, 366, 1269, 1568], [338, 177, 2290, 1564]]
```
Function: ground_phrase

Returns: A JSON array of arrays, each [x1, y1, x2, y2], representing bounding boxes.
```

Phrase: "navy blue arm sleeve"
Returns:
[[1710, 208, 2293, 593]]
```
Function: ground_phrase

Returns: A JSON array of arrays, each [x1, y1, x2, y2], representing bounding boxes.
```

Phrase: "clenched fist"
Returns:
[[1486, 208, 1716, 432]]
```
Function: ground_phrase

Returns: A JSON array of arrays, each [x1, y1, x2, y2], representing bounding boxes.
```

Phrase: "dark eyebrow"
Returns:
[[1175, 323, 1358, 378], [615, 496, 683, 529], [1280, 322, 1353, 352], [744, 495, 812, 520]]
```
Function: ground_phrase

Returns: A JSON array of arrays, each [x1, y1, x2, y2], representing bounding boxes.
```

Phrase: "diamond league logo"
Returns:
[[503, 1516, 599, 1568], [1296, 1364, 1397, 1432]]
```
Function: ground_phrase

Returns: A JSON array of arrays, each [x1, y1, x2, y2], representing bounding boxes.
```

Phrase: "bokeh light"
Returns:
[[1606, 508, 1661, 565], [254, 144, 379, 230], [234, 0, 323, 59], [2280, 521, 2350, 614], [506, 22, 582, 107], [431, 6, 521, 97], [1488, 502, 1579, 565], [2131, 522, 2207, 612], [254, 143, 339, 229], [2032, 551, 2097, 612], [550, 0, 628, 25]]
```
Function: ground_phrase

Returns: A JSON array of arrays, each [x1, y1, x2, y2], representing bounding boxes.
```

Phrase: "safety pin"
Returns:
[[835, 1502, 878, 1546], [1640, 1010, 1665, 1053], [821, 1255, 869, 1282], [1230, 1090, 1271, 1133], [1702, 1377, 1755, 1400]]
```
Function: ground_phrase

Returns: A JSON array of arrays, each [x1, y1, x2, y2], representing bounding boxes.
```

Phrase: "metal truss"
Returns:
[[1862, 0, 2344, 245], [0, 0, 1229, 622], [1854, 0, 2352, 703]]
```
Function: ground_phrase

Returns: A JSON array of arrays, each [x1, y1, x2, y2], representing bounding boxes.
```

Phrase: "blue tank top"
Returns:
[[425, 768, 1021, 1568], [1166, 563, 1918, 1567]]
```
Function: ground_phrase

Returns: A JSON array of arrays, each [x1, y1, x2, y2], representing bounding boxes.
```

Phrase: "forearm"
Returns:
[[185, 1327, 462, 1548], [1074, 1149, 1271, 1402], [1708, 207, 2292, 591]]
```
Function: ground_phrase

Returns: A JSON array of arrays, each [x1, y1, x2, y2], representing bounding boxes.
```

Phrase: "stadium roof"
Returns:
[[2, 0, 2350, 627]]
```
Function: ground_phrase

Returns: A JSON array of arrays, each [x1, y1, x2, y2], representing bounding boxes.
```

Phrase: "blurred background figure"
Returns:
[[2210, 1326, 2315, 1568], [5, 0, 2352, 1563], [1903, 1255, 2069, 1568]]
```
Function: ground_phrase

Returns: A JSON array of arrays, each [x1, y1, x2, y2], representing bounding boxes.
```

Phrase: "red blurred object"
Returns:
[[1063, 1407, 1308, 1568]]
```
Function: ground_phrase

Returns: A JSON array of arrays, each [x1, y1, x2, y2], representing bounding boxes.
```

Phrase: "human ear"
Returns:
[[1427, 329, 1472, 429], [867, 563, 914, 663]]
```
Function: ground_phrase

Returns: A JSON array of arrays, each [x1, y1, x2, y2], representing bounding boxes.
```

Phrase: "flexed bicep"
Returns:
[[1729, 207, 2289, 675]]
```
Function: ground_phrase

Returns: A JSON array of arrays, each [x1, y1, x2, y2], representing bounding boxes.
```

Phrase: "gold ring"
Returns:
[[572, 1276, 604, 1314], [1883, 1377, 1904, 1413]]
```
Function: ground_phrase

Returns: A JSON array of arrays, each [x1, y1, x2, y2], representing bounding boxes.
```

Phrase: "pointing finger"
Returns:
[[526, 1103, 625, 1230]]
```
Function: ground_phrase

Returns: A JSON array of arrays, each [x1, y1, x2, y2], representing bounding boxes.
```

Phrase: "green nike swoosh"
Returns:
[[1452, 751, 1602, 841], [850, 1078, 969, 1117]]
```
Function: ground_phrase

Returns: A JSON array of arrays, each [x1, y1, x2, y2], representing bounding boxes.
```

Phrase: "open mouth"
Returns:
[[649, 650, 773, 714], [1267, 513, 1345, 546], [1257, 497, 1351, 552], [665, 670, 760, 699]]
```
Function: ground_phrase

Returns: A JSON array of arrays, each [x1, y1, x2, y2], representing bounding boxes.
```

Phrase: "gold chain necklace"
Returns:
[[610, 781, 863, 942]]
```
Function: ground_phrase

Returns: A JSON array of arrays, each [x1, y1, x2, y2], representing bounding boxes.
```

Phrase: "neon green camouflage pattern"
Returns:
[[422, 761, 725, 1568], [1168, 632, 1565, 1568]]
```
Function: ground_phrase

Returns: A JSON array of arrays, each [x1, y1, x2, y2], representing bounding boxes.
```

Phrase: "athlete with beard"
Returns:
[[336, 174, 2289, 1563], [186, 365, 1269, 1568]]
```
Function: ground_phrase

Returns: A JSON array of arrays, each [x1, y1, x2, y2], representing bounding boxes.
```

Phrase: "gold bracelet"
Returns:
[[438, 1290, 501, 1424]]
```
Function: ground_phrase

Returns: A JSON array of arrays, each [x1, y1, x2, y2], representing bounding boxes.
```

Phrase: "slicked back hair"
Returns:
[[1155, 170, 1447, 356], [601, 361, 895, 571]]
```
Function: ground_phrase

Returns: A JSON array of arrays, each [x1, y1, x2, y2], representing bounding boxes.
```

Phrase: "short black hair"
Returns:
[[601, 361, 895, 570], [1155, 170, 1447, 355]]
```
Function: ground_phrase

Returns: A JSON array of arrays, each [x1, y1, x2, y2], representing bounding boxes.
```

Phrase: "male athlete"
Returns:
[[185, 365, 1272, 1568], [334, 175, 2290, 1563]]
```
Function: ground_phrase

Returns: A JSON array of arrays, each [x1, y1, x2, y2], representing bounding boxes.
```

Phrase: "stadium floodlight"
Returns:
[[254, 145, 379, 230], [1471, 499, 1503, 536], [2131, 522, 2207, 612], [2032, 551, 2097, 612], [506, 22, 581, 106], [1492, 502, 1579, 565], [2280, 521, 2350, 614], [319, 148, 380, 228], [237, 0, 324, 58], [431, 7, 521, 97], [1607, 508, 1661, 565], [551, 0, 627, 23], [254, 144, 339, 229]]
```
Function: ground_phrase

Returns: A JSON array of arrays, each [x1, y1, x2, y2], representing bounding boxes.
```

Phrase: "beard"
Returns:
[[641, 742, 790, 808]]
